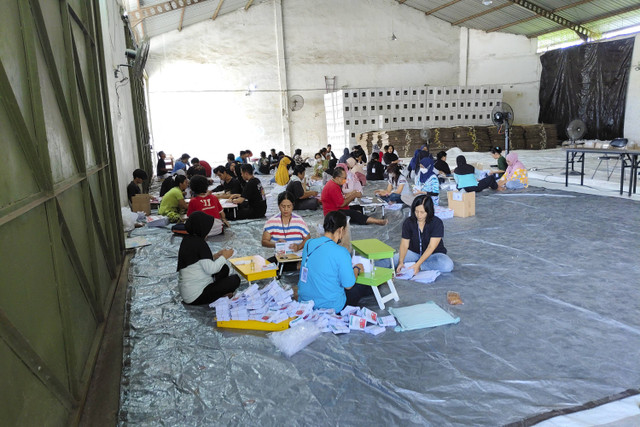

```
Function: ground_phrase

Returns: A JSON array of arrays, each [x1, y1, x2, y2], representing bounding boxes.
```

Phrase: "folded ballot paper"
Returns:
[[396, 262, 441, 284]]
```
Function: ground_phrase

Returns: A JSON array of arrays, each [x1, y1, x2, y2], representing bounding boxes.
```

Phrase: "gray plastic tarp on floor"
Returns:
[[119, 181, 640, 426]]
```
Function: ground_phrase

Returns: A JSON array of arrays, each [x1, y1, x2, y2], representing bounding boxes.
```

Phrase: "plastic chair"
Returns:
[[591, 138, 627, 180]]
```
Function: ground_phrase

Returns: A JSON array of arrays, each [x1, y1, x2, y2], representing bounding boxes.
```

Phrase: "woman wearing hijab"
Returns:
[[177, 212, 240, 305], [338, 147, 351, 164], [346, 157, 366, 186], [413, 156, 440, 205], [337, 162, 362, 194], [275, 156, 291, 186], [497, 152, 528, 190], [453, 155, 497, 192]]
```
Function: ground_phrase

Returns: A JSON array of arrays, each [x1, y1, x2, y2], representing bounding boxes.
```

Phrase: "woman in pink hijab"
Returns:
[[498, 152, 528, 190], [346, 157, 366, 186], [336, 163, 363, 194]]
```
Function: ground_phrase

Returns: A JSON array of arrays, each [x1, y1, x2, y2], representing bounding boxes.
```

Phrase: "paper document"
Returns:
[[397, 263, 441, 283]]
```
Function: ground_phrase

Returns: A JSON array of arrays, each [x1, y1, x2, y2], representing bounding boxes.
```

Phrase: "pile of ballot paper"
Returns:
[[210, 280, 295, 323], [210, 280, 398, 336]]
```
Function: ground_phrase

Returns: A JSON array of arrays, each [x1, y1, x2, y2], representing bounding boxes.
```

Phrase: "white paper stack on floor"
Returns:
[[209, 281, 398, 337]]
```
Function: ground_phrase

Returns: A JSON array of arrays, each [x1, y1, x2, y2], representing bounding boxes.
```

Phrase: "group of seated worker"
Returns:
[[453, 152, 528, 193], [167, 144, 534, 311]]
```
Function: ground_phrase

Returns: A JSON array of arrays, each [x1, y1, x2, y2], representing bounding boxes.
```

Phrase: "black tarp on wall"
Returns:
[[538, 38, 634, 141]]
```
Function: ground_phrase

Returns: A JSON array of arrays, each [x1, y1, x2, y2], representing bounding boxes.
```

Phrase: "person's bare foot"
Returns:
[[368, 217, 388, 226]]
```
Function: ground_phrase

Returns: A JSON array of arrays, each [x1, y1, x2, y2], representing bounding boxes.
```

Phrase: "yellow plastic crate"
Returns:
[[215, 317, 293, 331]]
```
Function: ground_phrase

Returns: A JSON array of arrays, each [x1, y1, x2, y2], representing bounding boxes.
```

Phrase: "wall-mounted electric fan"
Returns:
[[125, 37, 150, 79], [491, 101, 514, 153], [289, 95, 304, 111]]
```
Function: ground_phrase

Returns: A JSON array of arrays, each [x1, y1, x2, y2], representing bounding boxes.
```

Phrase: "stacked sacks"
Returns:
[[523, 123, 559, 150]]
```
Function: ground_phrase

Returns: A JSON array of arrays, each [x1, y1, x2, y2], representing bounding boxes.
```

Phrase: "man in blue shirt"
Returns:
[[297, 211, 370, 312], [172, 153, 190, 173]]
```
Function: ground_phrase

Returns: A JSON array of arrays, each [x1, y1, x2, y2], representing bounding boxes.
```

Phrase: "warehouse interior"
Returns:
[[1, 0, 640, 425]]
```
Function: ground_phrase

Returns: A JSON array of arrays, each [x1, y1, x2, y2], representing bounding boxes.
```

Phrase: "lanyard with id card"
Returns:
[[300, 237, 332, 283]]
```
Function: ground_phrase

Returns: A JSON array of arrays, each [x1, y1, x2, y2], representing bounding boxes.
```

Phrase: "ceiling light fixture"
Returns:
[[391, 33, 397, 41], [482, 0, 493, 5]]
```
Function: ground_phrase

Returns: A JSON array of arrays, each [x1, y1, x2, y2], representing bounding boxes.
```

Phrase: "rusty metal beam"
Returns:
[[178, 6, 186, 31], [508, 0, 594, 40], [212, 0, 225, 20], [424, 0, 462, 17], [487, 0, 596, 33], [527, 3, 640, 39], [245, 0, 254, 11]]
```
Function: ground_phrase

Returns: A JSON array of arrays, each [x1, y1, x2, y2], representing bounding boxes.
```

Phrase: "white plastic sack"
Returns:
[[269, 322, 322, 357], [121, 207, 138, 232]]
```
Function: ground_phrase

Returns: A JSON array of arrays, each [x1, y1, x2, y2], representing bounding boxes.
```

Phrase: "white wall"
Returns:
[[145, 0, 542, 163], [146, 3, 283, 165], [465, 29, 541, 125], [99, 0, 141, 206], [624, 34, 640, 144]]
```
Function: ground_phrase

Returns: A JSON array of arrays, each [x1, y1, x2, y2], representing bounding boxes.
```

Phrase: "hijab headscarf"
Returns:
[[347, 157, 365, 176], [275, 157, 291, 186], [505, 152, 525, 179], [338, 148, 350, 164], [177, 212, 214, 271], [454, 155, 474, 175], [418, 156, 436, 184]]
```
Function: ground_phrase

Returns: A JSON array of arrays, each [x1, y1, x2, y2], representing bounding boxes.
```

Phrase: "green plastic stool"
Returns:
[[351, 239, 400, 309]]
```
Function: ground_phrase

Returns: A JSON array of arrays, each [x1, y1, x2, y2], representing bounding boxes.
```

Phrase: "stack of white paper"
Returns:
[[210, 280, 400, 337]]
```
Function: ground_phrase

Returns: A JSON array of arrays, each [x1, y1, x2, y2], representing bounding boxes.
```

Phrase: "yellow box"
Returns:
[[447, 191, 476, 217], [229, 255, 277, 282], [216, 318, 293, 331]]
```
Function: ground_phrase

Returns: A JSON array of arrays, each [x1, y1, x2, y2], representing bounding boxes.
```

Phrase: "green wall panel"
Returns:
[[36, 45, 78, 184], [0, 101, 41, 209], [0, 206, 69, 385], [0, 0, 35, 130], [37, 0, 72, 107], [0, 0, 147, 423], [0, 343, 68, 427]]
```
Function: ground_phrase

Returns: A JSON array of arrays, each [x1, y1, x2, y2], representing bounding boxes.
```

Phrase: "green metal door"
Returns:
[[0, 0, 136, 424]]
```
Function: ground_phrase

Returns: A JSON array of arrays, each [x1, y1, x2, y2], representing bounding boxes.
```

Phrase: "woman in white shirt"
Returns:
[[177, 212, 240, 305]]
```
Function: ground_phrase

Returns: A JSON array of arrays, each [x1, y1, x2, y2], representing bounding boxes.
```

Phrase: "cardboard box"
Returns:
[[131, 194, 151, 215], [447, 191, 475, 217]]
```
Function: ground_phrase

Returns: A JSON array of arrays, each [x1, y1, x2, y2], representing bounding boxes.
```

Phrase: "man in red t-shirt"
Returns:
[[187, 176, 229, 226], [199, 159, 212, 178], [320, 167, 387, 226]]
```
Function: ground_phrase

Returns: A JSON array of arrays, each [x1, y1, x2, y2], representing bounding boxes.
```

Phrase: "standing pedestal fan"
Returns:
[[420, 126, 431, 146], [566, 119, 587, 175], [491, 102, 514, 153]]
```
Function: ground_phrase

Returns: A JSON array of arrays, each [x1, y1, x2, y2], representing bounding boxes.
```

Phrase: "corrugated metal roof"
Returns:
[[124, 0, 640, 44], [125, 0, 269, 40]]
